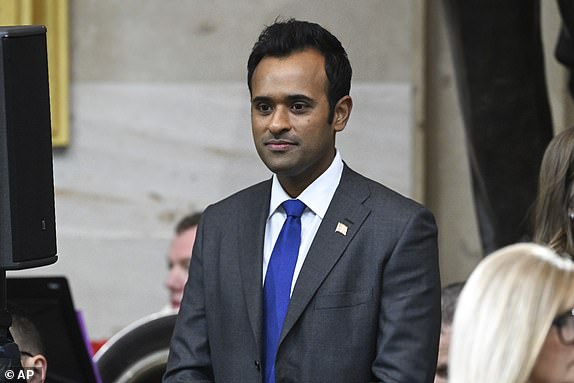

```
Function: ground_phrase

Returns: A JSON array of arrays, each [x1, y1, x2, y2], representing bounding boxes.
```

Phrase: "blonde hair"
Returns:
[[449, 243, 574, 383]]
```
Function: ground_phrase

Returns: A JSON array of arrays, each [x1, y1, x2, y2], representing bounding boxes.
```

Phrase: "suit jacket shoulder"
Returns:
[[338, 164, 433, 220], [200, 179, 272, 227]]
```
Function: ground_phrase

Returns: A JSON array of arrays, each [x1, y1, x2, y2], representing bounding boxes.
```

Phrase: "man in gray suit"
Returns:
[[164, 19, 440, 383]]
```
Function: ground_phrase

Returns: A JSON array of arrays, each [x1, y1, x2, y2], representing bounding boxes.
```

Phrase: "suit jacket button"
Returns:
[[254, 360, 261, 371]]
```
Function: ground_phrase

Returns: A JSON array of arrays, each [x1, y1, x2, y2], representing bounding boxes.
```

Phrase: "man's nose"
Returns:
[[268, 106, 290, 134]]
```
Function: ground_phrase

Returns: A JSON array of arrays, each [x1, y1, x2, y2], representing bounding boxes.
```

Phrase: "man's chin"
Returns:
[[258, 150, 296, 170], [262, 160, 300, 177]]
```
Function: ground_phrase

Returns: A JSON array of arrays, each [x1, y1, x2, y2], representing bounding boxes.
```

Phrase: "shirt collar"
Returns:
[[269, 149, 344, 219]]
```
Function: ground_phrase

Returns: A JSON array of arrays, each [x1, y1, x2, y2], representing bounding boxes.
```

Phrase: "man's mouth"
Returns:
[[265, 139, 297, 151]]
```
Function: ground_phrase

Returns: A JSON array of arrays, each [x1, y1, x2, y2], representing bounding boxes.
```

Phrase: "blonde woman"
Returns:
[[449, 243, 574, 383]]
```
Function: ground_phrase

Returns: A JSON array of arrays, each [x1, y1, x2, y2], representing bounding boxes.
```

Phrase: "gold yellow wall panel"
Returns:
[[0, 0, 70, 147]]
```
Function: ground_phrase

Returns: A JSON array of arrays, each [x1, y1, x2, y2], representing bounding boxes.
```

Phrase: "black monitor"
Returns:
[[7, 277, 100, 383]]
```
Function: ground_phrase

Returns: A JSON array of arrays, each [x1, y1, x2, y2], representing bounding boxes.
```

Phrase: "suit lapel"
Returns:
[[280, 166, 371, 343], [238, 180, 271, 353]]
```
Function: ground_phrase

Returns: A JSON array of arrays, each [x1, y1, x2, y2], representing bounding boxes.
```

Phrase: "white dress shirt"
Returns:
[[263, 150, 344, 295]]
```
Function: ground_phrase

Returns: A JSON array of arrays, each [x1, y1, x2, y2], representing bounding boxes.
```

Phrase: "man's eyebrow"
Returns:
[[251, 94, 315, 104], [251, 95, 272, 104], [285, 94, 315, 104]]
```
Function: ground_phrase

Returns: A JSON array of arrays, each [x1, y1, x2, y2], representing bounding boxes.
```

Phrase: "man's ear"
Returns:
[[29, 354, 47, 383], [333, 95, 353, 133]]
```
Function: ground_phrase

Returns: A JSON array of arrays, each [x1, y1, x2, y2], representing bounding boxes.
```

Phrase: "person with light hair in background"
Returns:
[[10, 313, 47, 383], [165, 212, 202, 311], [533, 126, 574, 257], [449, 243, 574, 383]]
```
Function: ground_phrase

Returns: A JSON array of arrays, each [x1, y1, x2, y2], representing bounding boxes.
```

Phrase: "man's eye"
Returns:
[[256, 103, 272, 113], [291, 103, 308, 112]]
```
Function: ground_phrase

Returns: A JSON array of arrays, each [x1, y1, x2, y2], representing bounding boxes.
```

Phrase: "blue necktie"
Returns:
[[263, 199, 306, 383]]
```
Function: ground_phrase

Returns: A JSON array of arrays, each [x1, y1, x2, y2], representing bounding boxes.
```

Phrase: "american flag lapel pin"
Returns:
[[335, 222, 348, 236]]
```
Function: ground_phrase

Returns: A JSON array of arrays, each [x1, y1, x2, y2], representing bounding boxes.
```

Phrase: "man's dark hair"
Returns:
[[441, 281, 465, 327], [247, 18, 352, 123], [175, 212, 202, 235]]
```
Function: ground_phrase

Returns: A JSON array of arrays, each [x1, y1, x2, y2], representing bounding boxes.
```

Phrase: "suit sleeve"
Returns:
[[163, 212, 215, 383], [373, 207, 441, 383]]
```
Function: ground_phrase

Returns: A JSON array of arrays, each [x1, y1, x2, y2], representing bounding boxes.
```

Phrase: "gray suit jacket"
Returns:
[[164, 165, 441, 383]]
